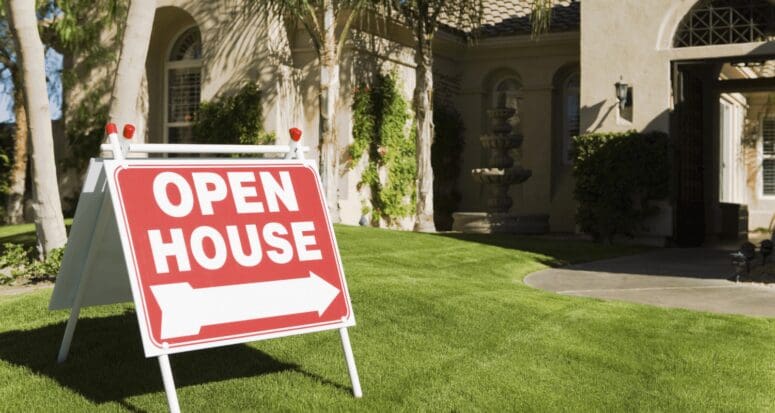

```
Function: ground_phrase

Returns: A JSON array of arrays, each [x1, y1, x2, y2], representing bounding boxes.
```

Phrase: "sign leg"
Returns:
[[339, 327, 362, 398], [158, 354, 181, 413], [57, 303, 83, 363], [57, 195, 112, 363]]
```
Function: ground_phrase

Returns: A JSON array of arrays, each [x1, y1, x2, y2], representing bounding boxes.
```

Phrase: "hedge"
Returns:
[[573, 131, 670, 242]]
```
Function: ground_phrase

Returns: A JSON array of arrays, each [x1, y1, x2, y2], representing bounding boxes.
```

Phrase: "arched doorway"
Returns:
[[164, 26, 202, 145], [146, 6, 201, 146]]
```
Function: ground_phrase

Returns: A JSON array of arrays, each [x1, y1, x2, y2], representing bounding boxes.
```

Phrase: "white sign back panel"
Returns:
[[50, 159, 132, 310]]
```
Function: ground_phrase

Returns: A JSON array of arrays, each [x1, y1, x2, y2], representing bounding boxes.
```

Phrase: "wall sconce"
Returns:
[[615, 80, 630, 110]]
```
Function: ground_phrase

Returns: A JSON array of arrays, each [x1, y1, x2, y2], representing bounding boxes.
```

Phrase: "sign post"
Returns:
[[51, 125, 361, 412]]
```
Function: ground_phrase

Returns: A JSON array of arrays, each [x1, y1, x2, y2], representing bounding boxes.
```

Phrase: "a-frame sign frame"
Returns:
[[50, 125, 362, 412]]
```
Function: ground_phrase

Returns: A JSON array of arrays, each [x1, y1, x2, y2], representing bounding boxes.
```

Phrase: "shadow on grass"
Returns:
[[0, 311, 350, 406], [437, 232, 646, 266]]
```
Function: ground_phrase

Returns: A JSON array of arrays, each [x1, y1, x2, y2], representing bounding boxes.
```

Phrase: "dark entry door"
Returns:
[[673, 66, 705, 246]]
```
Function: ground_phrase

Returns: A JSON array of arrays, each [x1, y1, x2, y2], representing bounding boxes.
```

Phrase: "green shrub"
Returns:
[[0, 243, 30, 284], [572, 131, 670, 242], [431, 103, 464, 231], [27, 247, 65, 281], [0, 243, 65, 284], [192, 83, 275, 148], [350, 74, 416, 226]]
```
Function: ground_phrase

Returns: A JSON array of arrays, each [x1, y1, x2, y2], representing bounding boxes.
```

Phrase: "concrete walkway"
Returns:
[[525, 248, 775, 317]]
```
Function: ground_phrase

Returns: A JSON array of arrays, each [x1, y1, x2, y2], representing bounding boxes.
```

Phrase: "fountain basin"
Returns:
[[452, 212, 549, 234], [472, 167, 532, 185]]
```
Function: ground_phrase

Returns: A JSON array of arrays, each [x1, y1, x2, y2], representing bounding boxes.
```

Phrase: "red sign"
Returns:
[[105, 160, 353, 356]]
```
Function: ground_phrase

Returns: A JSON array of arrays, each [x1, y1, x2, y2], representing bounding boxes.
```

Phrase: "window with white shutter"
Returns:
[[762, 118, 775, 196]]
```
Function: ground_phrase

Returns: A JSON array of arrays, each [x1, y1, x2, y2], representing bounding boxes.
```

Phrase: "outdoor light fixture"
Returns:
[[731, 251, 748, 282], [615, 80, 629, 110], [731, 242, 757, 282]]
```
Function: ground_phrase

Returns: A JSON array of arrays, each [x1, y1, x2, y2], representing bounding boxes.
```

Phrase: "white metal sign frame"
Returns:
[[52, 129, 362, 413]]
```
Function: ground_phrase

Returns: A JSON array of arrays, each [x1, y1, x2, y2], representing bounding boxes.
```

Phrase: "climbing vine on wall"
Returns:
[[350, 73, 416, 226]]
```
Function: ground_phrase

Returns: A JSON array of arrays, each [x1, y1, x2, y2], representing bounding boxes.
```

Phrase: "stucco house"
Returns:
[[86, 0, 774, 246]]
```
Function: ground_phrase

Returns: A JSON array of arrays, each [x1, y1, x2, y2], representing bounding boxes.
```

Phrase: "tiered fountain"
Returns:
[[452, 106, 549, 234]]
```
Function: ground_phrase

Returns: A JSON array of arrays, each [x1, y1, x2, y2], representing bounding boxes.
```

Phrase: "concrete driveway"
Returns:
[[525, 248, 775, 317]]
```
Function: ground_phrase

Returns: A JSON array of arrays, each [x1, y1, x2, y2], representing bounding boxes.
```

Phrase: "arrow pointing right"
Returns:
[[150, 272, 340, 340]]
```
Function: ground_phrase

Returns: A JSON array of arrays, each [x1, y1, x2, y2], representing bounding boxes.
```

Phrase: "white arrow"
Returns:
[[149, 272, 341, 339]]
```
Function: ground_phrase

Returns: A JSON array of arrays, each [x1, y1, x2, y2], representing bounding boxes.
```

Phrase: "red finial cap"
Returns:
[[289, 127, 302, 142], [123, 124, 136, 139], [105, 123, 118, 135]]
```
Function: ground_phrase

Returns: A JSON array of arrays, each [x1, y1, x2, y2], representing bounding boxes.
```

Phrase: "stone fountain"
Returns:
[[452, 106, 549, 234]]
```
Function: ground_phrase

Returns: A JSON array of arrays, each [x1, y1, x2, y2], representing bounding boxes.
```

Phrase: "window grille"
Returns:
[[169, 28, 202, 61], [673, 0, 774, 47], [167, 68, 201, 123], [764, 118, 775, 195]]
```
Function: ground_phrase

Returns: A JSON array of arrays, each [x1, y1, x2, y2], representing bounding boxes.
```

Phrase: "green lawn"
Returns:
[[0, 226, 773, 411], [0, 219, 73, 250]]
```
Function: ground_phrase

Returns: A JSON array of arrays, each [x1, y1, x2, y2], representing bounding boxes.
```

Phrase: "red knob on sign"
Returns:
[[289, 128, 302, 142], [123, 124, 136, 140], [105, 123, 118, 135]]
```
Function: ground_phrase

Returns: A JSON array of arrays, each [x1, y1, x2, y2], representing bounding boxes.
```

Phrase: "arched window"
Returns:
[[165, 26, 202, 144], [561, 72, 580, 164], [492, 77, 523, 131], [673, 0, 774, 48]]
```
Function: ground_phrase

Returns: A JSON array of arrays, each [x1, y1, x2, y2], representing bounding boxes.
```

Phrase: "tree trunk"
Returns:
[[108, 0, 156, 140], [6, 80, 28, 224], [319, 0, 340, 222], [5, 0, 67, 256], [413, 31, 435, 232]]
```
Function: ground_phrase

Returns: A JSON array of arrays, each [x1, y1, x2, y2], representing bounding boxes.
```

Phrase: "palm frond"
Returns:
[[530, 0, 553, 39]]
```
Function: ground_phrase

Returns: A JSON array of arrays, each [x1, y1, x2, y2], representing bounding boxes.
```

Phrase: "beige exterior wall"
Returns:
[[582, 0, 775, 134], [454, 33, 580, 232], [581, 0, 775, 242], [145, 3, 423, 227], [57, 0, 775, 240], [147, 1, 299, 148], [142, 4, 582, 231]]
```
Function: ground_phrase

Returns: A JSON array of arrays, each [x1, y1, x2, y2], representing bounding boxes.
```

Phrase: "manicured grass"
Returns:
[[0, 219, 73, 250], [0, 226, 773, 411]]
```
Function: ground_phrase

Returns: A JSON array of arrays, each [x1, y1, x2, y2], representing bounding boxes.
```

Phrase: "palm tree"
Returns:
[[107, 0, 155, 140], [4, 0, 67, 256], [264, 0, 385, 222], [393, 0, 555, 232], [0, 0, 122, 223]]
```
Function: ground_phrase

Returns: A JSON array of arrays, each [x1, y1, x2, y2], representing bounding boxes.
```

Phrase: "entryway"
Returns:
[[671, 57, 775, 246]]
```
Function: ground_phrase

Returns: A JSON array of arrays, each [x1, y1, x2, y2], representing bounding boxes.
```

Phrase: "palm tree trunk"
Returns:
[[108, 0, 156, 140], [5, 0, 67, 256], [413, 30, 435, 232], [6, 81, 28, 224], [319, 0, 340, 222]]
